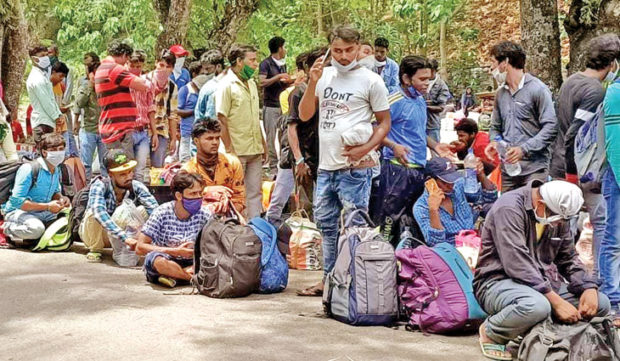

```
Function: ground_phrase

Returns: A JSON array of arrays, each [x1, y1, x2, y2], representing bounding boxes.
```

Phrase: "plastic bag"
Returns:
[[109, 199, 148, 267]]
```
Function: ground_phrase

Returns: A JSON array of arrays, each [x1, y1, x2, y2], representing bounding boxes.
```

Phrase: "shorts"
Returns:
[[143, 251, 193, 284]]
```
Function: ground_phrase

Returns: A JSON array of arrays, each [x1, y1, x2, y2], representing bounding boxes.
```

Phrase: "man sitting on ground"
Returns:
[[80, 150, 158, 264], [413, 157, 497, 246], [451, 118, 499, 175], [182, 117, 245, 215], [130, 171, 212, 288], [2, 133, 70, 246], [474, 180, 610, 360]]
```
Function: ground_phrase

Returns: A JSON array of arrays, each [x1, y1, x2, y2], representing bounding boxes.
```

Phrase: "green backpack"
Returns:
[[31, 208, 72, 252]]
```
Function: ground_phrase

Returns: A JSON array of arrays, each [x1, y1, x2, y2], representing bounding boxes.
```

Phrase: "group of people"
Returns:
[[1, 24, 620, 361]]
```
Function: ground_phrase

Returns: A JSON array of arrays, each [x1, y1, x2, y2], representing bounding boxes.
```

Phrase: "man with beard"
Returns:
[[79, 150, 158, 264]]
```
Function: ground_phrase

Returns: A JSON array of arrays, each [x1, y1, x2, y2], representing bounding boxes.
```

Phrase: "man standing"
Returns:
[[259, 36, 293, 176], [551, 34, 620, 278], [26, 46, 66, 150], [373, 37, 399, 93], [425, 59, 451, 142], [216, 44, 267, 219], [94, 40, 148, 156], [195, 50, 227, 120], [297, 26, 391, 296], [484, 41, 557, 192], [169, 45, 191, 90]]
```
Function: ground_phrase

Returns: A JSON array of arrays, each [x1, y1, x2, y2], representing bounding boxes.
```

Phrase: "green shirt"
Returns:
[[73, 77, 101, 134]]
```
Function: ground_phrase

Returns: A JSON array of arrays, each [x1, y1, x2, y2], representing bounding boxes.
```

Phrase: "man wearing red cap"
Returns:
[[169, 45, 191, 90]]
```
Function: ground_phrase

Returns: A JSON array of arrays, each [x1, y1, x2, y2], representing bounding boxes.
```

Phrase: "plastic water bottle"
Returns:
[[495, 136, 522, 177], [464, 149, 479, 194]]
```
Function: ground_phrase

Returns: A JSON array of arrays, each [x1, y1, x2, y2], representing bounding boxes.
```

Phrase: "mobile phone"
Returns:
[[425, 178, 438, 193]]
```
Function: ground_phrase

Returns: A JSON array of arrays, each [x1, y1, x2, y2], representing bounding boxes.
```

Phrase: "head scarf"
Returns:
[[539, 181, 584, 218]]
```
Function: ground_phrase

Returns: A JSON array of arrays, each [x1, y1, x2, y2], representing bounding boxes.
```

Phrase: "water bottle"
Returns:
[[464, 149, 479, 194], [495, 136, 522, 177]]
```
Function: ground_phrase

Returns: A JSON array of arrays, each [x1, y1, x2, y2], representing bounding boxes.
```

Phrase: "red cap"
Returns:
[[169, 45, 189, 57]]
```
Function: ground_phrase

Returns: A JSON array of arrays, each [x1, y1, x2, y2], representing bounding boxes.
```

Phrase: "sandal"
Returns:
[[296, 285, 323, 297], [86, 252, 102, 263], [158, 276, 177, 288], [479, 340, 512, 361]]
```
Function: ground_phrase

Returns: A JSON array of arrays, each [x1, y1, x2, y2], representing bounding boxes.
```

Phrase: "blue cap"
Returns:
[[426, 157, 461, 183]]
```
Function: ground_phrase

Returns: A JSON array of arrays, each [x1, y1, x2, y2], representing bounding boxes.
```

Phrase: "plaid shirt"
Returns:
[[87, 179, 158, 241]]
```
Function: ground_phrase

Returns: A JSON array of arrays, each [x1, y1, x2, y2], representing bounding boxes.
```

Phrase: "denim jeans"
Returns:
[[479, 278, 610, 344], [239, 154, 264, 219], [426, 128, 440, 143], [266, 167, 294, 226], [581, 182, 606, 277], [132, 130, 150, 183], [3, 210, 57, 240], [314, 168, 372, 276], [79, 129, 108, 179], [600, 167, 620, 303], [151, 135, 170, 168], [179, 136, 192, 163], [63, 131, 79, 158], [263, 106, 281, 174]]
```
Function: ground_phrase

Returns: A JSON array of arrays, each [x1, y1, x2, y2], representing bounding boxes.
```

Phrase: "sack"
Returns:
[[32, 209, 72, 252], [575, 103, 607, 189], [517, 317, 620, 361], [396, 243, 487, 334], [285, 209, 323, 270], [0, 158, 41, 206], [262, 181, 275, 211], [59, 157, 87, 200], [454, 230, 482, 270], [192, 217, 262, 298], [322, 209, 398, 326], [249, 217, 288, 294]]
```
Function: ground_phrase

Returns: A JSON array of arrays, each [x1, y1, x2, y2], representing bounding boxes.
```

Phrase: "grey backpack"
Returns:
[[575, 103, 607, 190], [192, 218, 262, 298], [322, 209, 398, 326], [518, 317, 620, 361]]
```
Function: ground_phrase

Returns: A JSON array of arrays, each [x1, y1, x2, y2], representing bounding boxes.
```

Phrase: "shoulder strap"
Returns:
[[30, 160, 41, 190]]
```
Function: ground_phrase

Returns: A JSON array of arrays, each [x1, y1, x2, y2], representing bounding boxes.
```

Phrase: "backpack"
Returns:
[[517, 317, 620, 361], [31, 208, 72, 252], [575, 103, 607, 189], [0, 159, 41, 206], [59, 157, 87, 200], [249, 217, 288, 294], [68, 177, 110, 244], [395, 243, 487, 334], [322, 209, 398, 326], [192, 217, 262, 298]]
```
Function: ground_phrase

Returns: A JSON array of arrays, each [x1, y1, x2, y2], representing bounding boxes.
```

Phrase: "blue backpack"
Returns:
[[575, 103, 607, 188], [249, 217, 288, 293]]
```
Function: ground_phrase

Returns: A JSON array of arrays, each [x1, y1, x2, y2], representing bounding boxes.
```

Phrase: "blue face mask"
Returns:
[[182, 197, 202, 215]]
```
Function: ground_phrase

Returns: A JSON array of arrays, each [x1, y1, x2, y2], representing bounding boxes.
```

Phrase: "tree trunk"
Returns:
[[439, 19, 447, 78], [205, 0, 260, 56], [421, 0, 428, 56], [565, 0, 620, 75], [519, 0, 563, 95], [153, 0, 192, 54], [317, 0, 323, 37], [1, 0, 29, 119]]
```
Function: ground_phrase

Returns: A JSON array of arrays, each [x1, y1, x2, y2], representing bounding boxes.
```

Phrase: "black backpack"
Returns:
[[68, 177, 109, 244], [0, 159, 42, 206]]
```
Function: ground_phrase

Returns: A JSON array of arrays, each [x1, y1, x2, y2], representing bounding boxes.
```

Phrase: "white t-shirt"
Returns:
[[315, 66, 389, 170]]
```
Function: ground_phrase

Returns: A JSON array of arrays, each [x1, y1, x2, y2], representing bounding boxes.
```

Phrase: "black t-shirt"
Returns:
[[285, 84, 318, 177], [259, 57, 287, 108]]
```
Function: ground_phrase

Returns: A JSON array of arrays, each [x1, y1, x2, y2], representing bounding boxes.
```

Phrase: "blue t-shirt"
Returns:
[[170, 69, 191, 91], [141, 201, 212, 247], [178, 84, 199, 137], [382, 87, 428, 166]]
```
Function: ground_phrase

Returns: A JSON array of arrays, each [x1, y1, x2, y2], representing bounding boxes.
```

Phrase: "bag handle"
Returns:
[[340, 208, 375, 230]]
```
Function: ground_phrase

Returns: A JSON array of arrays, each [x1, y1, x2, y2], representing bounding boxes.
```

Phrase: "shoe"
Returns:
[[158, 276, 177, 288]]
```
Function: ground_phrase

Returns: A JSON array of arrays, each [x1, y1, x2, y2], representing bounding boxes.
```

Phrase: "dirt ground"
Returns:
[[0, 245, 488, 361]]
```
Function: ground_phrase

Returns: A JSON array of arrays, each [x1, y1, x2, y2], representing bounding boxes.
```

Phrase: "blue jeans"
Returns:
[[581, 182, 606, 277], [63, 131, 79, 158], [179, 135, 192, 163], [132, 130, 150, 183], [266, 167, 294, 226], [151, 135, 170, 168], [314, 168, 372, 276], [479, 279, 610, 344], [426, 128, 440, 143], [600, 167, 620, 303], [79, 130, 107, 179]]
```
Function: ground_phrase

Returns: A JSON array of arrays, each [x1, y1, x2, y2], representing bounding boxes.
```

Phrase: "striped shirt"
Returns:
[[95, 57, 138, 143]]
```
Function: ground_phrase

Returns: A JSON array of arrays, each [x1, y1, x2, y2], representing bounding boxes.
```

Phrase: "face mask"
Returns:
[[36, 56, 51, 71], [374, 59, 387, 67], [492, 67, 507, 85], [331, 58, 358, 74], [153, 69, 169, 89], [182, 197, 202, 215], [45, 150, 65, 167], [273, 56, 286, 67], [49, 56, 58, 66], [128, 68, 141, 76], [239, 65, 256, 81], [534, 202, 563, 225], [173, 57, 185, 77], [605, 60, 619, 82]]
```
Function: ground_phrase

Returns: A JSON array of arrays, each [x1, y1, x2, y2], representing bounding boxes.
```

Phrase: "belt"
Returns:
[[390, 159, 422, 169]]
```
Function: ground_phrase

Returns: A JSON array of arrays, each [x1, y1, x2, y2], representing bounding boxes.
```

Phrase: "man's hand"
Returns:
[[506, 146, 524, 164], [262, 150, 268, 164], [485, 142, 498, 161], [295, 161, 311, 181], [449, 140, 467, 154], [167, 139, 176, 155], [342, 145, 368, 163], [308, 57, 325, 84], [205, 185, 233, 199], [207, 200, 230, 214], [151, 134, 159, 151], [434, 143, 456, 160], [393, 144, 410, 165], [174, 242, 194, 259], [279, 73, 292, 83], [124, 238, 138, 250], [552, 298, 582, 324], [59, 196, 71, 208], [73, 120, 80, 136], [47, 201, 64, 214], [56, 114, 66, 128], [578, 289, 599, 320], [428, 187, 445, 211]]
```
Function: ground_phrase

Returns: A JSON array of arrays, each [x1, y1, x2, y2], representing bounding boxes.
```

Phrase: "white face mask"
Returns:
[[272, 56, 286, 67], [173, 57, 185, 77], [492, 67, 507, 85], [374, 59, 387, 67], [35, 56, 51, 71], [331, 58, 358, 74], [534, 202, 564, 225], [605, 60, 619, 82], [45, 150, 65, 167]]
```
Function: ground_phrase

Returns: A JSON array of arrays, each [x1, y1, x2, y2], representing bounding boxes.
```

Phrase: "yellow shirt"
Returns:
[[536, 223, 546, 241], [182, 153, 246, 214], [279, 86, 295, 115], [215, 72, 263, 156]]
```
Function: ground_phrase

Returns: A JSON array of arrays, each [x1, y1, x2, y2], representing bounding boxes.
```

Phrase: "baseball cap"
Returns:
[[426, 157, 461, 183], [105, 149, 137, 173], [169, 45, 189, 57]]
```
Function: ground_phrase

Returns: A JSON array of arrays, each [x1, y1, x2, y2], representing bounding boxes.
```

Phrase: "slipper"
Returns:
[[86, 252, 102, 263], [158, 276, 177, 288], [479, 340, 512, 361], [296, 285, 323, 297]]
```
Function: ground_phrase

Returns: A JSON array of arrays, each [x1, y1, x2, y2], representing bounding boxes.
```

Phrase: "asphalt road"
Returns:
[[0, 246, 489, 361]]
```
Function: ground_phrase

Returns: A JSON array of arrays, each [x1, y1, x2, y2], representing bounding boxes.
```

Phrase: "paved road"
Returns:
[[0, 246, 488, 361]]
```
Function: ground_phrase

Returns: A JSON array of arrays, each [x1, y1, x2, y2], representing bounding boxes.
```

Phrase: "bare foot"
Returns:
[[297, 282, 323, 296], [479, 323, 512, 360]]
